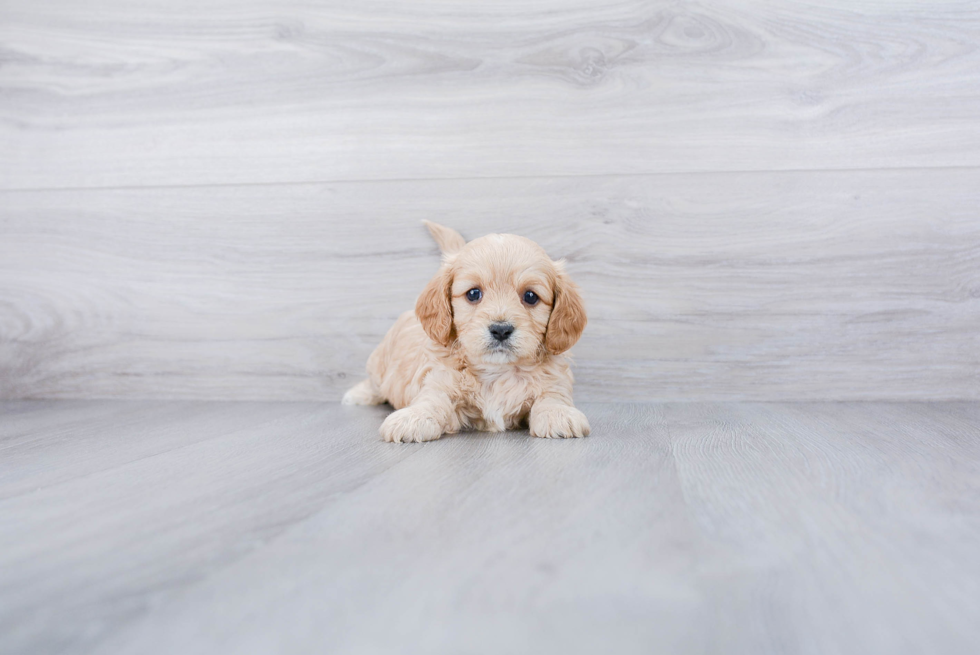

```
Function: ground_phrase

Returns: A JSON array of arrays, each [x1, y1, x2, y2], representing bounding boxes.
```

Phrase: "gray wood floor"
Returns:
[[2, 400, 979, 655]]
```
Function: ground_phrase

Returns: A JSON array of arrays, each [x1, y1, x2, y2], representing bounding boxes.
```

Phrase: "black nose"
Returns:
[[489, 322, 515, 342]]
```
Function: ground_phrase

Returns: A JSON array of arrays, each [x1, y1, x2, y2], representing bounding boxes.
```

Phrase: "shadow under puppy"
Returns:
[[344, 221, 590, 443]]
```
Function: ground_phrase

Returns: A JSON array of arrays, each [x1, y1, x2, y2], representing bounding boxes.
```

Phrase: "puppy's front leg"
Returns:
[[529, 394, 590, 439], [380, 387, 456, 443]]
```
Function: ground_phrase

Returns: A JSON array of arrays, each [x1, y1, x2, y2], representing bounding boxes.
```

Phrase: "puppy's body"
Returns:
[[344, 223, 589, 443], [360, 311, 575, 432]]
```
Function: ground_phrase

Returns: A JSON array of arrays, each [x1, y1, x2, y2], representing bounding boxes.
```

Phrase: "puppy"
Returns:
[[343, 221, 590, 443]]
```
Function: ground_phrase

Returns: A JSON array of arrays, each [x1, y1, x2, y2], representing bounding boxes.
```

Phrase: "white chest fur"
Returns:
[[457, 365, 537, 432]]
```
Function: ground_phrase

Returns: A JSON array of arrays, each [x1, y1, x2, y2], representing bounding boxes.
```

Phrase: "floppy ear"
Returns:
[[415, 266, 455, 347], [422, 220, 466, 256], [545, 264, 587, 355]]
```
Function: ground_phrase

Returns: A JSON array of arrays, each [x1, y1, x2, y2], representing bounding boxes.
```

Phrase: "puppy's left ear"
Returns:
[[416, 266, 455, 347], [545, 263, 587, 355]]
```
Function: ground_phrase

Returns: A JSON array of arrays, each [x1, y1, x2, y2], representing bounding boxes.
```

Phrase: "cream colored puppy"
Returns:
[[343, 221, 589, 443]]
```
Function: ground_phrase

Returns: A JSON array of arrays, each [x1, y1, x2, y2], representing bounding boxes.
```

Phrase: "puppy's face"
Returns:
[[416, 234, 586, 364]]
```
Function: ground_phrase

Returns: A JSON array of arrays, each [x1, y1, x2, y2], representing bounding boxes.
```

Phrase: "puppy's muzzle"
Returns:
[[488, 322, 515, 343]]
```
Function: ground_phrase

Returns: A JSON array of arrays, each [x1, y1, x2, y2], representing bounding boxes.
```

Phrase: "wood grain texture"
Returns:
[[1, 400, 979, 654], [2, 168, 978, 401], [2, 0, 980, 188]]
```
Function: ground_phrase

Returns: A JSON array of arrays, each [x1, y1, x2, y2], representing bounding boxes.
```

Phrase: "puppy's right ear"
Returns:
[[545, 262, 587, 355], [416, 266, 455, 347], [423, 220, 466, 256]]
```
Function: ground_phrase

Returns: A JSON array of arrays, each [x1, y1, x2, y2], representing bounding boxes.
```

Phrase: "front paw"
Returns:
[[529, 404, 591, 439], [380, 407, 445, 443]]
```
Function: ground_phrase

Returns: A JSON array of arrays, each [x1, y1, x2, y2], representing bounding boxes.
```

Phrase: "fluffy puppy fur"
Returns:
[[343, 221, 589, 443]]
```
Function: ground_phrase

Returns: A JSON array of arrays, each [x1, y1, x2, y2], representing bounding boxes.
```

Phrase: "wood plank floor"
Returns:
[[2, 400, 978, 654]]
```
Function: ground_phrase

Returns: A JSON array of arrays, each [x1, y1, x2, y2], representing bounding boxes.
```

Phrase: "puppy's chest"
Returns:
[[456, 369, 536, 431]]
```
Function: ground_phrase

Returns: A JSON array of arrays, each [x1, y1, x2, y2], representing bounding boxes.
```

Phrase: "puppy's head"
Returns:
[[416, 227, 586, 364]]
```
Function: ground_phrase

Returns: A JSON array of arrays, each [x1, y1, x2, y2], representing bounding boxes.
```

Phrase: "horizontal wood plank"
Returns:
[[2, 168, 977, 401], [2, 0, 980, 188]]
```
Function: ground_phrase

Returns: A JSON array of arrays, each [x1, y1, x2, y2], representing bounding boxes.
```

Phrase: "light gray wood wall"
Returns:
[[1, 1, 978, 401]]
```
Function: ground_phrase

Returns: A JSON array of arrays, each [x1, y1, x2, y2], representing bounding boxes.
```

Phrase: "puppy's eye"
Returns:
[[466, 288, 482, 303], [523, 290, 539, 306]]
